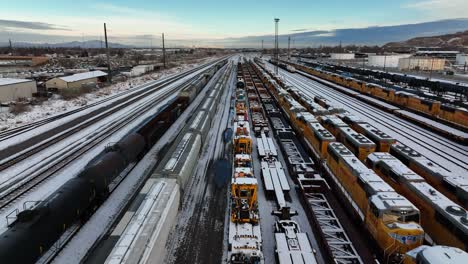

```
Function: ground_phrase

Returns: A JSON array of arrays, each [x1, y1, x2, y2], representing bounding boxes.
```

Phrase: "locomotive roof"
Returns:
[[308, 122, 335, 140], [392, 143, 468, 200], [370, 192, 418, 211], [355, 123, 394, 142], [321, 115, 347, 127], [296, 112, 318, 123], [338, 127, 375, 147], [339, 113, 363, 124], [328, 142, 369, 174], [358, 172, 394, 195], [367, 152, 424, 183], [410, 246, 468, 264], [409, 182, 468, 234]]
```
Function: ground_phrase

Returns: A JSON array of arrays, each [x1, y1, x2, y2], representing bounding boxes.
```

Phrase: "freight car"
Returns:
[[367, 152, 468, 250], [274, 220, 317, 264], [0, 60, 227, 264], [390, 142, 468, 207], [326, 142, 424, 260], [0, 133, 145, 264], [228, 67, 263, 264]]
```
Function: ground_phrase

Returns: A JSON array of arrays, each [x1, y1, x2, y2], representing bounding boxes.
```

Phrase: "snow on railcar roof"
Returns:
[[359, 172, 394, 195], [232, 177, 257, 185], [370, 192, 418, 211], [413, 245, 468, 264], [367, 152, 424, 182], [329, 142, 369, 173], [338, 126, 375, 146], [308, 122, 335, 140], [356, 123, 395, 141], [321, 115, 347, 127], [408, 182, 468, 234], [295, 111, 318, 123]]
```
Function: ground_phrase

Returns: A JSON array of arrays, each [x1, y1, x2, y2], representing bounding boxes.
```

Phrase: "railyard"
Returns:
[[0, 53, 467, 264]]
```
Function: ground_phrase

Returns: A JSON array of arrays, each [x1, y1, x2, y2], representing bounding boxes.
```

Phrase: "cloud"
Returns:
[[0, 19, 69, 31], [290, 28, 310, 32], [404, 0, 468, 18]]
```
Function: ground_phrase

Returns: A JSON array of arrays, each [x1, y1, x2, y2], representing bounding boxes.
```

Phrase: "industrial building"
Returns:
[[398, 57, 446, 71], [45, 70, 108, 90], [0, 78, 37, 103], [330, 53, 355, 60], [367, 54, 412, 68]]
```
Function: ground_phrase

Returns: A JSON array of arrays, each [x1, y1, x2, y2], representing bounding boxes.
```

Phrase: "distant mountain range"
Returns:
[[0, 40, 133, 49], [1, 19, 468, 48], [384, 30, 468, 48], [218, 18, 468, 47]]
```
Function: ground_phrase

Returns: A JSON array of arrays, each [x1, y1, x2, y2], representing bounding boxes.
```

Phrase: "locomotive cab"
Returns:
[[367, 193, 424, 259]]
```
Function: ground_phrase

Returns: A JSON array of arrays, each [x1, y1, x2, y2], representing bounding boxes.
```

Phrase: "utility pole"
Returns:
[[261, 39, 264, 53], [104, 23, 112, 83], [8, 39, 12, 50], [287, 36, 291, 61], [274, 18, 280, 75], [162, 33, 166, 68]]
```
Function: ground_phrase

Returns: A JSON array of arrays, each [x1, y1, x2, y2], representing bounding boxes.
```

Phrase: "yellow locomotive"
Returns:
[[321, 115, 376, 161], [404, 245, 468, 264], [367, 152, 468, 250], [326, 142, 424, 260], [390, 142, 467, 207], [340, 113, 396, 152]]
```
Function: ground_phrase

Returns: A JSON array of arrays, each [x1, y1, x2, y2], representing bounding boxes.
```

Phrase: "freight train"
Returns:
[[277, 60, 468, 130], [367, 152, 468, 250], [0, 60, 227, 264], [255, 60, 426, 262], [228, 73, 263, 263]]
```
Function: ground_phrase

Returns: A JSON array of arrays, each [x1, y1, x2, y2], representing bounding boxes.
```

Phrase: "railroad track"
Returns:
[[0, 61, 216, 143], [0, 60, 224, 212], [277, 66, 468, 172], [0, 59, 224, 172]]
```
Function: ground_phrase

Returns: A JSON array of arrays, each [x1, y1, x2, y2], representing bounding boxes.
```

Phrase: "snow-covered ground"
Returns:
[[0, 58, 215, 131], [0, 60, 219, 233]]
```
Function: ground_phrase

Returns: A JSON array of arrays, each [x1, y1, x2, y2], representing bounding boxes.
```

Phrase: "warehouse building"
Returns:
[[330, 53, 355, 60], [45, 70, 107, 91], [398, 57, 446, 71], [367, 54, 412, 68], [0, 78, 37, 103]]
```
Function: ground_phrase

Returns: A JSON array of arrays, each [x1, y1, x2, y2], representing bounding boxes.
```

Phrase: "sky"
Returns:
[[0, 0, 467, 46]]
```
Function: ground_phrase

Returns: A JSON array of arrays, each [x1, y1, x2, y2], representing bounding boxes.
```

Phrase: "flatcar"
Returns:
[[326, 142, 424, 259], [390, 142, 467, 207], [274, 220, 317, 264], [367, 152, 468, 250]]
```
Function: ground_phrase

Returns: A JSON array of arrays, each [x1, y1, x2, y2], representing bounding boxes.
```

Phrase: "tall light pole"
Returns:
[[162, 33, 166, 68], [274, 18, 280, 75], [104, 23, 112, 83], [288, 35, 291, 61]]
